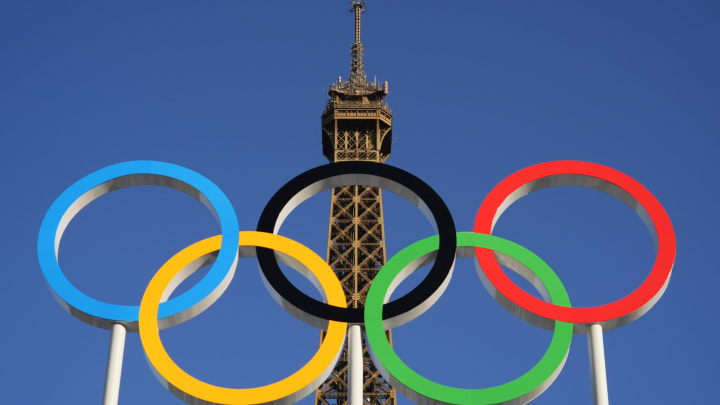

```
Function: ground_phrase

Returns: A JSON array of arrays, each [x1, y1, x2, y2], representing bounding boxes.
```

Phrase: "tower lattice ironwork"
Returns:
[[315, 2, 396, 405]]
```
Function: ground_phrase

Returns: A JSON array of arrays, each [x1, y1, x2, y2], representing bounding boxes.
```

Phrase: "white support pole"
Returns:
[[102, 323, 127, 405], [348, 324, 363, 405], [587, 323, 609, 405]]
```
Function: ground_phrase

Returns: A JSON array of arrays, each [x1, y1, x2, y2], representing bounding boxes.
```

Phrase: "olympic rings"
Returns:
[[139, 231, 347, 405], [37, 161, 240, 331], [474, 160, 676, 331], [365, 232, 572, 405], [39, 159, 676, 404], [256, 161, 457, 327]]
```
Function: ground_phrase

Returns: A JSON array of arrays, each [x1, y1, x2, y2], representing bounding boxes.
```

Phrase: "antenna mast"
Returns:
[[349, 1, 367, 83]]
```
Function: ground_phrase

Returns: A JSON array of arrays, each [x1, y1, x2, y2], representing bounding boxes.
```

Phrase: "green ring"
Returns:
[[365, 232, 573, 405]]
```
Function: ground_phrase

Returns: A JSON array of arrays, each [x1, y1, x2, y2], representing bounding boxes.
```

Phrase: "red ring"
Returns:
[[474, 161, 676, 329]]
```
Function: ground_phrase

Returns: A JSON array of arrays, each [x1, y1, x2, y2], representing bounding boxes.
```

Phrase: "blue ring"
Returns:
[[38, 161, 239, 330]]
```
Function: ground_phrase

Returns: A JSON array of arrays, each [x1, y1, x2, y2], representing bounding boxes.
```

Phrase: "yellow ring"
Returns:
[[139, 231, 347, 405]]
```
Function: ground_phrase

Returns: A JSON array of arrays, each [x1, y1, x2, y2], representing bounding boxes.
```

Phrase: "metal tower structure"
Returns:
[[315, 2, 396, 405]]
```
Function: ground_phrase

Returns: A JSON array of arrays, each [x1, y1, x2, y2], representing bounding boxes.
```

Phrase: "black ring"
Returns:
[[256, 161, 456, 325]]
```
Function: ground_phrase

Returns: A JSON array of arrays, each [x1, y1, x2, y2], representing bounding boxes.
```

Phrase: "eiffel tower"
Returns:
[[315, 2, 396, 405]]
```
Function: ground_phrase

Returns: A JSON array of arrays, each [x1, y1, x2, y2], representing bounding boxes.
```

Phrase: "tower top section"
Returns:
[[321, 1, 393, 163], [328, 1, 387, 97]]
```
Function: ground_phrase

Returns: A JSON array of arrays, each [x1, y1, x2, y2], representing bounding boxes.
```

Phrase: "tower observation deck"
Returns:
[[315, 2, 396, 405]]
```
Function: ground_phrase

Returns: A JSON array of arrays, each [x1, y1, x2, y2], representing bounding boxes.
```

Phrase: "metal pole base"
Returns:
[[348, 324, 363, 405], [588, 323, 609, 405], [102, 323, 127, 405]]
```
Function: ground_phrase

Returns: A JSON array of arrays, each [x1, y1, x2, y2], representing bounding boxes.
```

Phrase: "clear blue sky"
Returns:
[[1, 1, 718, 403]]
